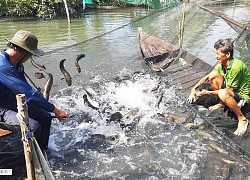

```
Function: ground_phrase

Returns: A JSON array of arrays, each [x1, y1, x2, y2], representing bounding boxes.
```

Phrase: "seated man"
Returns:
[[188, 38, 250, 136], [0, 30, 69, 150]]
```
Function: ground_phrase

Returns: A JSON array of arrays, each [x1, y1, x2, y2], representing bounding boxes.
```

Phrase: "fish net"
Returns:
[[121, 0, 180, 9], [194, 2, 250, 53]]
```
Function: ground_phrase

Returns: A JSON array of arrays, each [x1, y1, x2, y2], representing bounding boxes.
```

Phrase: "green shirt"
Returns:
[[214, 58, 250, 103]]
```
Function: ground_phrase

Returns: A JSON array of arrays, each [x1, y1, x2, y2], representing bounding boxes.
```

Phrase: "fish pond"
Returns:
[[1, 1, 250, 179]]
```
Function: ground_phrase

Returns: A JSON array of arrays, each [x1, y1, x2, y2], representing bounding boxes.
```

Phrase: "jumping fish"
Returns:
[[83, 94, 99, 110], [30, 58, 46, 71], [74, 54, 85, 73], [34, 72, 45, 79], [43, 73, 53, 100], [59, 59, 72, 86], [84, 86, 97, 97]]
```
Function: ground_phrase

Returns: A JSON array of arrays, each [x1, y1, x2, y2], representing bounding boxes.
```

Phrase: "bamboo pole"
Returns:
[[63, 0, 71, 24], [16, 94, 35, 180], [179, 0, 186, 49], [194, 3, 244, 29]]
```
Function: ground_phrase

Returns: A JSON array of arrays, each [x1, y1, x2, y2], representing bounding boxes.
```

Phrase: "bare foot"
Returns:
[[234, 119, 249, 136], [209, 103, 224, 111]]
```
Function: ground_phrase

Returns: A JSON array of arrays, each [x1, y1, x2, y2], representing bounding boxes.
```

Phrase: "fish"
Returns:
[[185, 123, 200, 129], [59, 59, 72, 86], [43, 73, 53, 100], [83, 94, 99, 110], [196, 129, 216, 141], [74, 54, 85, 73], [210, 143, 229, 155], [123, 108, 139, 119], [34, 72, 45, 79], [84, 86, 97, 97], [155, 91, 164, 108], [30, 58, 46, 71], [91, 133, 119, 141], [164, 114, 183, 123], [149, 63, 164, 72], [150, 76, 161, 92], [107, 112, 123, 124], [148, 57, 177, 72]]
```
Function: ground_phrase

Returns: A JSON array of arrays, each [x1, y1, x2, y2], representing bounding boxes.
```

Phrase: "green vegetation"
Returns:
[[0, 0, 180, 18], [0, 0, 84, 18]]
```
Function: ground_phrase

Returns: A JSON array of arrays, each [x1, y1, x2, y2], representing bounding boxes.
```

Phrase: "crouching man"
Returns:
[[188, 38, 250, 136]]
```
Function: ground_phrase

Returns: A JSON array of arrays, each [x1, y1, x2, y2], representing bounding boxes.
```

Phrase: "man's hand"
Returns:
[[196, 89, 207, 97], [53, 107, 69, 121], [187, 88, 197, 103], [208, 103, 224, 111]]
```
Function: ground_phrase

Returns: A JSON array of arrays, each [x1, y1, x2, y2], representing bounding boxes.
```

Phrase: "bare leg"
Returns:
[[218, 89, 248, 136], [208, 71, 225, 110], [209, 71, 224, 90]]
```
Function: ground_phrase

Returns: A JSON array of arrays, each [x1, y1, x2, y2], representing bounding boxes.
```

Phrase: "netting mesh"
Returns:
[[194, 2, 250, 53], [121, 0, 180, 9]]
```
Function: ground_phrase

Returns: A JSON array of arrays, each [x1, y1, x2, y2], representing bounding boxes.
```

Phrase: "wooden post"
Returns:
[[63, 0, 71, 24], [194, 3, 244, 29], [16, 94, 35, 180], [179, 0, 186, 49]]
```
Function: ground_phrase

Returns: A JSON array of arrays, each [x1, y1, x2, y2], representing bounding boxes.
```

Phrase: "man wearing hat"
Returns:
[[0, 30, 69, 150]]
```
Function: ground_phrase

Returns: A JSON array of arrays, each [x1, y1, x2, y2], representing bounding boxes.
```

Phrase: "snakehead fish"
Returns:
[[74, 54, 85, 73], [83, 94, 99, 110], [60, 59, 72, 86], [34, 72, 45, 79], [30, 58, 46, 71], [43, 73, 53, 100]]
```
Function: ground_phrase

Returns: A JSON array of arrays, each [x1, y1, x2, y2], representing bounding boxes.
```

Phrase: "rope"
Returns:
[[16, 113, 33, 141], [24, 72, 42, 93], [233, 25, 247, 43]]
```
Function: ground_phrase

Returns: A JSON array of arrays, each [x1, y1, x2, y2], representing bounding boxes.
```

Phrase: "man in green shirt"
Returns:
[[188, 38, 250, 136]]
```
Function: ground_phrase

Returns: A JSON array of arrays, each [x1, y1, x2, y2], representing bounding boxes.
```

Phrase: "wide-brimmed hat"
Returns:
[[4, 30, 45, 56]]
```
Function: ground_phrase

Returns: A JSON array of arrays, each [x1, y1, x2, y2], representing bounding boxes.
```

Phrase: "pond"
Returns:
[[1, 1, 250, 179]]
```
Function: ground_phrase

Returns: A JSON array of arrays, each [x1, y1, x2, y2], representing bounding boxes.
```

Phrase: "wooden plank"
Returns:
[[0, 128, 13, 137], [138, 27, 177, 59]]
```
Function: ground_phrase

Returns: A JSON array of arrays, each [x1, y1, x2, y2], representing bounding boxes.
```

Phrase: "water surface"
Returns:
[[1, 2, 250, 179]]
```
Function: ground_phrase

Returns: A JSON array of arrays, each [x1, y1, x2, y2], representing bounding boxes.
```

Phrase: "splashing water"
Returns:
[[48, 70, 250, 179]]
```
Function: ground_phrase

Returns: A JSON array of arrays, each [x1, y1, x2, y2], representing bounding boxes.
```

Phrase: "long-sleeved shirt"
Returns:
[[0, 50, 55, 112]]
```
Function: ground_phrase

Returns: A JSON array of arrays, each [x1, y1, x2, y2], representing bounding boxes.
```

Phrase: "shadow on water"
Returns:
[[1, 1, 250, 179]]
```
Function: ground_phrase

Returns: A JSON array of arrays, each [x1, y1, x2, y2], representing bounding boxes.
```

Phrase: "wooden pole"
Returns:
[[16, 94, 35, 180], [179, 0, 186, 49], [194, 3, 244, 29], [63, 0, 71, 24], [194, 2, 250, 51]]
